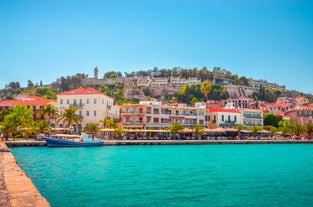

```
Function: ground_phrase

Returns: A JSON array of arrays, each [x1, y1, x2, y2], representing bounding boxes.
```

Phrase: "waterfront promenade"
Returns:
[[0, 141, 50, 207], [4, 138, 313, 147]]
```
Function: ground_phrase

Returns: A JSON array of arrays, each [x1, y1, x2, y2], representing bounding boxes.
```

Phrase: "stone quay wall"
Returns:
[[0, 141, 50, 207]]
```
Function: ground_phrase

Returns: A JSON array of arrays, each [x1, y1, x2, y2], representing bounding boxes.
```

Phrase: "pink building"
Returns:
[[284, 106, 313, 125]]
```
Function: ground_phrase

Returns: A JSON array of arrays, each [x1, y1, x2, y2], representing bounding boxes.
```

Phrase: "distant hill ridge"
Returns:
[[1, 66, 311, 101]]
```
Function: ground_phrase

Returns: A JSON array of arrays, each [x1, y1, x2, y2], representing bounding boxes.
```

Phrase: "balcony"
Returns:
[[243, 114, 261, 119]]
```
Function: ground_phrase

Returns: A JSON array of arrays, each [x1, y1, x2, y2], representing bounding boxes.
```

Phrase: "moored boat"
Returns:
[[44, 133, 104, 147]]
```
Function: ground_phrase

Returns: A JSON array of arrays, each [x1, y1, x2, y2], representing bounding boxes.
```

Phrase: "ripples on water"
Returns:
[[10, 144, 313, 207]]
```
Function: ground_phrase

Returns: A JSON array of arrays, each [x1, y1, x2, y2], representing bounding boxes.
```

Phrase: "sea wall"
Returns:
[[0, 141, 50, 207]]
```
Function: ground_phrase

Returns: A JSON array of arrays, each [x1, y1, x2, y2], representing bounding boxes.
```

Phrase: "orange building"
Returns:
[[120, 101, 206, 129], [0, 94, 56, 120]]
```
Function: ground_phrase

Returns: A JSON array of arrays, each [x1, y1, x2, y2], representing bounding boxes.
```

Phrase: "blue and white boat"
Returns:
[[44, 133, 104, 147]]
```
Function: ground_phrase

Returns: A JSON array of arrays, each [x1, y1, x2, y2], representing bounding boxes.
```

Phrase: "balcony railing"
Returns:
[[243, 115, 261, 119]]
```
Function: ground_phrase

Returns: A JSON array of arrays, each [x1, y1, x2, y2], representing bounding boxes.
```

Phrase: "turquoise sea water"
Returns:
[[10, 144, 313, 207]]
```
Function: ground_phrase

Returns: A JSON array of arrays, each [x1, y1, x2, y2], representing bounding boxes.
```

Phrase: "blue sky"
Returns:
[[1, 0, 313, 94]]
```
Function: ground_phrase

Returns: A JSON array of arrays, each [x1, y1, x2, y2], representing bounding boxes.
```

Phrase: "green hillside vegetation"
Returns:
[[1, 66, 312, 104]]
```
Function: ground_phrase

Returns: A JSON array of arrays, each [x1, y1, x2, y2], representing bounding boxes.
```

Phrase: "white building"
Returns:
[[56, 88, 118, 131], [206, 108, 241, 129], [240, 109, 263, 127]]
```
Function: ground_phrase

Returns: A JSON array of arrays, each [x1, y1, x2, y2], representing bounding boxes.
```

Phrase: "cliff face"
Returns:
[[226, 85, 259, 99]]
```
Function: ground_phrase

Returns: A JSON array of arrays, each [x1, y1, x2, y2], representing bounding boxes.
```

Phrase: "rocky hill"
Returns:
[[226, 85, 259, 99]]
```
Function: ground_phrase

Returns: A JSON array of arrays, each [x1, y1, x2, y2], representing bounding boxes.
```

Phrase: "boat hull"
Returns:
[[44, 137, 104, 147]]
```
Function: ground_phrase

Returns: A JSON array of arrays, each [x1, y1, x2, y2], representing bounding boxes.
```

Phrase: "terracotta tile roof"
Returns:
[[58, 88, 103, 95], [0, 99, 56, 106], [168, 103, 179, 106], [207, 107, 240, 113], [268, 103, 290, 107], [294, 96, 306, 100]]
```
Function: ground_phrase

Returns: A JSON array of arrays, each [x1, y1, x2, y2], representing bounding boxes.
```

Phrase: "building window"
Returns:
[[228, 115, 231, 122], [86, 111, 89, 116], [86, 99, 89, 104], [79, 111, 82, 116], [94, 110, 96, 116], [153, 108, 159, 114], [126, 117, 130, 123], [73, 99, 77, 106], [60, 99, 63, 105], [67, 99, 69, 104], [222, 115, 224, 122], [94, 98, 97, 104], [205, 115, 210, 122], [79, 99, 82, 106]]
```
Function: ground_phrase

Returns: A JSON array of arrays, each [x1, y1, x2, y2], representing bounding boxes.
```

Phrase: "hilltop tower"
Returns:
[[94, 67, 98, 79]]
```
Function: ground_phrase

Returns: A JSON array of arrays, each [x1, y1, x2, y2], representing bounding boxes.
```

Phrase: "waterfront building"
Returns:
[[206, 107, 241, 129], [284, 105, 313, 125], [0, 94, 56, 120], [120, 101, 206, 129], [56, 88, 118, 131], [240, 109, 264, 127]]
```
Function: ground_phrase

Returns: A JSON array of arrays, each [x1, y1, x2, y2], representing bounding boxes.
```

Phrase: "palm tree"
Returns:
[[304, 123, 313, 139], [250, 125, 262, 138], [57, 105, 82, 134], [38, 104, 59, 127], [269, 126, 278, 139], [292, 123, 304, 139], [34, 119, 51, 133], [3, 105, 35, 140], [193, 124, 204, 140], [99, 117, 116, 129], [167, 122, 184, 140], [83, 123, 100, 139], [200, 80, 211, 101], [114, 127, 125, 140], [235, 125, 244, 139], [278, 119, 293, 138], [1, 120, 15, 140]]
